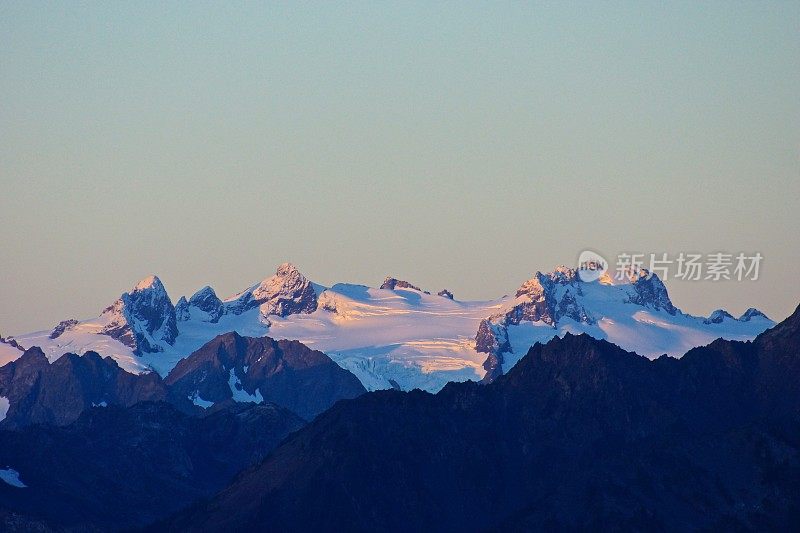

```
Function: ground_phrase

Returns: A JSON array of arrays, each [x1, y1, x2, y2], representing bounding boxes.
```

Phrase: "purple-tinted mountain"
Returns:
[[167, 304, 800, 532], [0, 401, 304, 531], [165, 332, 366, 419], [223, 262, 318, 318], [0, 347, 166, 428]]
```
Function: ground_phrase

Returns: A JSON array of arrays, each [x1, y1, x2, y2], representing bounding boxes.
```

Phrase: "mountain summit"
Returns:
[[98, 275, 178, 355]]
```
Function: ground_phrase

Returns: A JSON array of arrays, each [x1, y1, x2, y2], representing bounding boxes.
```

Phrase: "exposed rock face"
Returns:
[[99, 275, 179, 355], [165, 332, 366, 420], [476, 266, 681, 381], [0, 347, 166, 428], [225, 263, 318, 319], [380, 277, 423, 292], [174, 296, 190, 321], [475, 268, 594, 364], [437, 289, 454, 299], [0, 401, 305, 531], [168, 306, 800, 532], [49, 319, 79, 340], [0, 336, 24, 352], [624, 268, 677, 315], [475, 319, 510, 382], [510, 267, 594, 326], [176, 286, 224, 323]]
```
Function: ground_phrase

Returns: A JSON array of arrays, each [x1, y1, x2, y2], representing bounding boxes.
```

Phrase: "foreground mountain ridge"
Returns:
[[0, 401, 306, 530], [0, 333, 365, 428], [0, 262, 775, 392], [165, 303, 800, 532]]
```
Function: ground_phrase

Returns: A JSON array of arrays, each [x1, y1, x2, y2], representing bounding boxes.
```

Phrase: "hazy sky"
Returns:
[[1, 1, 798, 334]]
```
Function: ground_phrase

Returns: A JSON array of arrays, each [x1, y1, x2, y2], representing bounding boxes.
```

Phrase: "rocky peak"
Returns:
[[99, 275, 179, 355], [175, 296, 190, 321], [133, 275, 160, 291], [438, 289, 454, 299], [739, 307, 769, 322], [478, 267, 594, 365], [704, 309, 734, 324], [510, 268, 591, 326], [177, 286, 224, 323], [49, 318, 79, 339], [623, 269, 677, 315], [515, 266, 579, 298], [10, 346, 49, 367], [248, 263, 318, 318], [380, 277, 423, 292]]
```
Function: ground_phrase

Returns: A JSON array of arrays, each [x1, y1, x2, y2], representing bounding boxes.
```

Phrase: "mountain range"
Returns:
[[0, 263, 774, 392], [164, 303, 800, 532], [0, 263, 795, 531], [0, 333, 365, 429]]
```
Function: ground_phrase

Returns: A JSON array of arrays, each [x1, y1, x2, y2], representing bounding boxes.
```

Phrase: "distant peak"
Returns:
[[704, 309, 734, 324], [133, 275, 163, 292], [276, 262, 301, 277], [551, 265, 578, 280], [191, 285, 218, 300], [739, 308, 770, 322], [380, 277, 423, 292]]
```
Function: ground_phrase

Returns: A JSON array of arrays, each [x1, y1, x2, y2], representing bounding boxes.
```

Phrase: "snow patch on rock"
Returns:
[[0, 468, 26, 488]]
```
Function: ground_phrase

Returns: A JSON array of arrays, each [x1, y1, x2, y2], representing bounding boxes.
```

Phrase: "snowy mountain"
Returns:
[[0, 263, 775, 392]]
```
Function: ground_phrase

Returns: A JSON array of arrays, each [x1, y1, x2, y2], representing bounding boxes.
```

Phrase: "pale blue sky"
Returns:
[[1, 1, 798, 334]]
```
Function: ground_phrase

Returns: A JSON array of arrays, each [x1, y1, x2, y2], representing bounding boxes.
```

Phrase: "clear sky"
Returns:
[[1, 1, 798, 334]]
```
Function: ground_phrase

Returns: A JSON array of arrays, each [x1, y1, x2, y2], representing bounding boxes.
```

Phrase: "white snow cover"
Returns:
[[0, 468, 26, 488], [189, 392, 214, 409], [3, 265, 776, 393], [228, 369, 264, 403], [0, 396, 9, 422]]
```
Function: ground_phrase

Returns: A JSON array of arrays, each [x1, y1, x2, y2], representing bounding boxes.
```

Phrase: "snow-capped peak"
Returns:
[[223, 263, 319, 319], [98, 275, 178, 354], [176, 286, 224, 323], [133, 275, 162, 292], [189, 285, 220, 304], [739, 308, 770, 322], [275, 262, 301, 278], [704, 309, 735, 324]]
